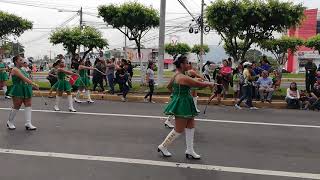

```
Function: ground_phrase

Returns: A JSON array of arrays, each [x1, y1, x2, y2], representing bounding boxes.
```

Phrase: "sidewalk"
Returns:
[[24, 90, 287, 109]]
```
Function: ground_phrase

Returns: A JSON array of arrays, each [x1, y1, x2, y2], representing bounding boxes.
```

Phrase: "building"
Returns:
[[287, 9, 320, 73]]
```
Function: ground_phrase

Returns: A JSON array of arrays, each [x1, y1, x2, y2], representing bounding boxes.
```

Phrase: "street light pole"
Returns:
[[157, 0, 166, 85], [199, 0, 204, 70], [78, 7, 83, 54]]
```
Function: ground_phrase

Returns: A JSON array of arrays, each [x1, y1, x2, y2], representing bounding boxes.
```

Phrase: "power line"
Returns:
[[177, 0, 197, 20]]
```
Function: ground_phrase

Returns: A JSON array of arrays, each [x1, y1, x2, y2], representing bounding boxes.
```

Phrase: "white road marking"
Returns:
[[0, 107, 319, 129], [0, 148, 318, 179]]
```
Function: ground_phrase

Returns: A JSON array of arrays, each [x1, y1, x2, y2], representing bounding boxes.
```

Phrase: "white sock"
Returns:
[[8, 108, 18, 122], [24, 107, 32, 125], [55, 96, 61, 107], [76, 90, 81, 99], [86, 90, 92, 100], [3, 86, 7, 95], [68, 95, 74, 109]]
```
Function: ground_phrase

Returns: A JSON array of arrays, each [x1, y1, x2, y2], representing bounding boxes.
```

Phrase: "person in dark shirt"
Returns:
[[309, 76, 320, 110], [85, 58, 92, 76], [92, 58, 105, 92], [305, 59, 317, 93]]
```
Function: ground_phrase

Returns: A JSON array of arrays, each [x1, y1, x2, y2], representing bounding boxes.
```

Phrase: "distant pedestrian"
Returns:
[[92, 58, 105, 92], [235, 62, 258, 110], [144, 61, 155, 103], [305, 59, 317, 93], [47, 61, 58, 98], [106, 58, 116, 94]]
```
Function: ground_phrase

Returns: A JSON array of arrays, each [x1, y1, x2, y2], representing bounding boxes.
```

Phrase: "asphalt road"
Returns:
[[0, 97, 319, 180], [32, 74, 305, 88]]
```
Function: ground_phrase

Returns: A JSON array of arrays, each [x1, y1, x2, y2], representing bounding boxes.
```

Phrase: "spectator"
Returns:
[[92, 58, 105, 92], [260, 55, 271, 72], [305, 59, 317, 93], [232, 65, 243, 101], [71, 54, 80, 70], [272, 70, 282, 91], [106, 58, 116, 94], [308, 76, 320, 110], [317, 64, 320, 72], [202, 61, 212, 81], [120, 61, 130, 102], [257, 70, 274, 103], [285, 82, 301, 109], [144, 61, 155, 103], [47, 62, 58, 98], [85, 58, 92, 76], [235, 62, 258, 109], [127, 60, 133, 88], [221, 59, 232, 99]]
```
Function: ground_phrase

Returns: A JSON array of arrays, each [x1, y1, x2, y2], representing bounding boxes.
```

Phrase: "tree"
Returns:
[[260, 36, 303, 66], [305, 34, 320, 54], [0, 11, 33, 39], [98, 2, 159, 82], [165, 43, 191, 57], [191, 44, 210, 62], [244, 49, 262, 62], [205, 0, 305, 62], [0, 41, 24, 57], [50, 26, 108, 60]]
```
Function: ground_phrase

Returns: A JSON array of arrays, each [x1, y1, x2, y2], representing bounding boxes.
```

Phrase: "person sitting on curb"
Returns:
[[256, 70, 274, 103], [308, 76, 320, 110], [285, 82, 301, 109]]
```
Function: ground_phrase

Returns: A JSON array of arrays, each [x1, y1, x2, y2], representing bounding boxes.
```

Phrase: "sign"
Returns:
[[124, 48, 153, 63]]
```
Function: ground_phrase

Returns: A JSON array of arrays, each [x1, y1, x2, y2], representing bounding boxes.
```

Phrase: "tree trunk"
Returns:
[[82, 48, 93, 61], [136, 40, 144, 85]]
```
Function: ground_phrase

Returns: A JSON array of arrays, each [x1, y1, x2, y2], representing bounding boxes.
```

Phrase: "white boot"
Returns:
[[193, 96, 200, 113], [164, 115, 174, 129], [25, 107, 36, 130], [68, 95, 76, 112], [86, 90, 94, 103], [7, 108, 18, 130], [3, 86, 11, 99], [185, 128, 200, 159], [74, 90, 82, 103], [158, 129, 181, 157], [54, 96, 61, 111]]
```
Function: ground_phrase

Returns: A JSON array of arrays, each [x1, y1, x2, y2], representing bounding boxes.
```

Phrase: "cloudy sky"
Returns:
[[0, 0, 318, 58]]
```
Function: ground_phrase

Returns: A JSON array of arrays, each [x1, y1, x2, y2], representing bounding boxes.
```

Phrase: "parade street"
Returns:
[[0, 98, 319, 180]]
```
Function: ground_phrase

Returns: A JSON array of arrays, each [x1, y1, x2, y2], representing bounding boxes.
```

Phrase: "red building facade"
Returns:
[[287, 9, 319, 73]]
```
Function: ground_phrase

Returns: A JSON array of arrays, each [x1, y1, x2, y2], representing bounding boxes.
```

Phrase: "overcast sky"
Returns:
[[0, 0, 319, 58]]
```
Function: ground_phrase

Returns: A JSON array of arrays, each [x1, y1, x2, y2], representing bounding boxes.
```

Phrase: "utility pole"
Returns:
[[78, 7, 83, 55], [157, 0, 166, 85], [199, 0, 204, 70]]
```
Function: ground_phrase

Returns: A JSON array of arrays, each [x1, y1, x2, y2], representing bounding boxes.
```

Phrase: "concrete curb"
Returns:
[[27, 91, 287, 109]]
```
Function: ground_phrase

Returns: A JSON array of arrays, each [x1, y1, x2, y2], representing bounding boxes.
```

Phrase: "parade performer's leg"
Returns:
[[67, 91, 76, 112], [164, 115, 174, 129], [185, 119, 200, 159], [7, 97, 22, 130], [86, 89, 94, 103], [24, 98, 36, 130], [54, 91, 62, 111]]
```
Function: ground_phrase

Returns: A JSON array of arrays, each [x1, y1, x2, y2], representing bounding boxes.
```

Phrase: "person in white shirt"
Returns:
[[285, 82, 301, 109]]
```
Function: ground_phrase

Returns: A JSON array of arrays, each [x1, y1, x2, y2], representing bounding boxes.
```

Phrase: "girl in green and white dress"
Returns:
[[0, 58, 11, 99], [7, 55, 39, 130], [73, 59, 96, 103], [52, 59, 79, 112], [158, 55, 214, 159]]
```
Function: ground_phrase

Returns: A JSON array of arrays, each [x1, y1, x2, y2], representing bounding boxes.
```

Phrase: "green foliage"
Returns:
[[0, 11, 33, 38], [305, 34, 320, 54], [244, 49, 262, 62], [260, 36, 304, 65], [191, 44, 209, 55], [206, 0, 305, 62], [165, 43, 191, 56], [0, 41, 24, 57], [98, 2, 159, 56], [50, 26, 108, 59]]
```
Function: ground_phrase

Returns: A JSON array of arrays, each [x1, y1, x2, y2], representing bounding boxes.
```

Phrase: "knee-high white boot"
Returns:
[[68, 95, 76, 112], [193, 96, 200, 113], [3, 86, 11, 99], [54, 96, 61, 111], [164, 115, 174, 129], [25, 107, 36, 130], [86, 90, 94, 103], [185, 128, 200, 159], [74, 90, 82, 103], [158, 129, 181, 157], [7, 108, 18, 130]]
